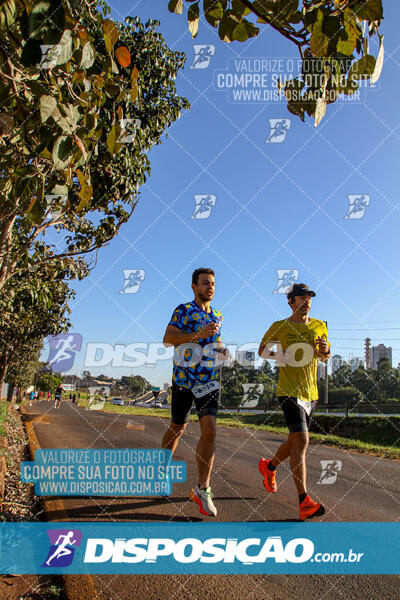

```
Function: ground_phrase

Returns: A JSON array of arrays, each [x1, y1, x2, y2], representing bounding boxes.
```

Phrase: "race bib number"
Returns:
[[192, 381, 220, 399], [296, 398, 315, 416]]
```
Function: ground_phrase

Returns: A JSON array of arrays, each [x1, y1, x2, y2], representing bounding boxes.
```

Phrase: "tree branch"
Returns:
[[240, 0, 309, 50]]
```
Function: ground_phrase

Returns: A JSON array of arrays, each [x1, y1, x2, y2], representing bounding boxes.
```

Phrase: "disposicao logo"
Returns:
[[43, 529, 82, 567], [83, 536, 314, 564]]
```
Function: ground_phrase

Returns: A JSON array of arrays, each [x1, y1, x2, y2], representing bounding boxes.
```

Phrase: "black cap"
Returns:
[[287, 283, 316, 299]]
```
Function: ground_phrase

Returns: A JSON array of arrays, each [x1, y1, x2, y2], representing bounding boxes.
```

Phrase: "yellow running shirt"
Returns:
[[261, 318, 330, 402]]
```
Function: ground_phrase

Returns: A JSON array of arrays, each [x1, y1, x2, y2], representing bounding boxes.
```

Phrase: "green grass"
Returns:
[[0, 400, 8, 436], [215, 413, 400, 460]]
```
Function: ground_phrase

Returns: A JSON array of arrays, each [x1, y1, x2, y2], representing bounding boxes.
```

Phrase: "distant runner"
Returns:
[[162, 268, 228, 517], [258, 283, 331, 520], [54, 384, 63, 409]]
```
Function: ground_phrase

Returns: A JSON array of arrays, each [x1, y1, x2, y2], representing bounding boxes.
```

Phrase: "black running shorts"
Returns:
[[278, 396, 316, 433], [171, 383, 219, 425]]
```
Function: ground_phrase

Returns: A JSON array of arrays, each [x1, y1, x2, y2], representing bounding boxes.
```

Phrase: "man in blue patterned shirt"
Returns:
[[162, 268, 228, 517]]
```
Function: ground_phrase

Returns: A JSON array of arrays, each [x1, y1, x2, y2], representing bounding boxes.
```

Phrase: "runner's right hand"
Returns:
[[197, 322, 220, 339]]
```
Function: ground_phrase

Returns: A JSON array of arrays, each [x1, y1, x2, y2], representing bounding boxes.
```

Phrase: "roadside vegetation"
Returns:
[[76, 399, 400, 459]]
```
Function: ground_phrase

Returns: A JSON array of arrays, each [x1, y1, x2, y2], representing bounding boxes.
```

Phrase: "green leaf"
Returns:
[[303, 6, 319, 31], [107, 54, 119, 74], [168, 0, 183, 14], [218, 12, 236, 41], [371, 34, 384, 84], [231, 0, 251, 17], [188, 2, 199, 38], [0, 0, 17, 32], [310, 11, 330, 57], [347, 54, 376, 82], [54, 29, 73, 65], [287, 101, 305, 122], [106, 123, 117, 153], [50, 106, 74, 133], [232, 18, 259, 42], [27, 197, 45, 225], [204, 0, 224, 28], [80, 42, 94, 69], [39, 95, 57, 123], [337, 11, 359, 56], [231, 19, 248, 41], [322, 15, 341, 39], [51, 184, 68, 197], [26, 80, 48, 96], [77, 183, 92, 212], [353, 0, 383, 21], [52, 135, 73, 170], [102, 19, 119, 53]]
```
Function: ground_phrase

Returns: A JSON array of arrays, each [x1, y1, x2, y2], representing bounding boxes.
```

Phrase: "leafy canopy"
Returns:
[[168, 0, 384, 126], [0, 0, 189, 289]]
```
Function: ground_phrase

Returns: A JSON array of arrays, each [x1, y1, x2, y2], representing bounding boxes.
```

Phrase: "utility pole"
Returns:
[[218, 362, 223, 407], [324, 321, 329, 412], [377, 359, 380, 404]]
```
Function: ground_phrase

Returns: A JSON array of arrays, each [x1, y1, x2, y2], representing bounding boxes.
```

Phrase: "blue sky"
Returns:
[[42, 1, 400, 386]]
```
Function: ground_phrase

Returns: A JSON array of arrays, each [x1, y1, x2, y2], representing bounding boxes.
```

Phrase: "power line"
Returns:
[[329, 321, 400, 325], [332, 347, 400, 352], [330, 328, 400, 331], [329, 338, 400, 341]]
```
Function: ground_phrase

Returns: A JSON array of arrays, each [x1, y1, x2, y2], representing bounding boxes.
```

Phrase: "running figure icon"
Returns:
[[273, 270, 298, 294], [266, 119, 291, 143], [51, 335, 76, 366], [344, 195, 370, 219], [191, 45, 215, 69], [45, 531, 77, 566]]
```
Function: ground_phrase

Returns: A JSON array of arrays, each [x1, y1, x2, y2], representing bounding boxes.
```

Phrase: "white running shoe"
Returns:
[[190, 484, 217, 517]]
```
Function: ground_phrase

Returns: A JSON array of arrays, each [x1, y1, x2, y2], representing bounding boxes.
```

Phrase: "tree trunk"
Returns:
[[0, 351, 8, 398], [0, 215, 17, 290], [7, 383, 14, 402]]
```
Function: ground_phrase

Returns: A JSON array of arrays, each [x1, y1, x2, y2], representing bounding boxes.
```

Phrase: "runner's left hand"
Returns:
[[316, 336, 329, 356]]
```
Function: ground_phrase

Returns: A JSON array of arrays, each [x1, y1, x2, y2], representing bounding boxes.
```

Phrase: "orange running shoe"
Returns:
[[258, 458, 277, 493], [299, 494, 325, 520]]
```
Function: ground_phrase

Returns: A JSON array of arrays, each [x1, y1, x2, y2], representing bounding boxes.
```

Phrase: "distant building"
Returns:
[[331, 354, 344, 373], [372, 344, 392, 370], [237, 350, 256, 368], [62, 383, 76, 392], [317, 363, 326, 380], [365, 338, 371, 370], [347, 356, 365, 372]]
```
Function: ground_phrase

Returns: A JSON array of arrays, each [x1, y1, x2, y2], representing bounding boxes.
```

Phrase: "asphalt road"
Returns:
[[22, 401, 400, 600]]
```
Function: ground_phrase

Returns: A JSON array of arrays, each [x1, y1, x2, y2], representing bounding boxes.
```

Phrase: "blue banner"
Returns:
[[20, 449, 186, 496], [0, 522, 398, 574]]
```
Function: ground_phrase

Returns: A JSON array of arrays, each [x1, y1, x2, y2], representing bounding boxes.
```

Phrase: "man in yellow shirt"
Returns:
[[258, 283, 331, 520]]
